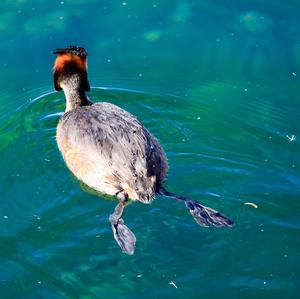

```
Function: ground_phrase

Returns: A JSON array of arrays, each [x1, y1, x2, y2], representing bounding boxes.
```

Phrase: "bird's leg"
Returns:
[[109, 191, 136, 255], [158, 186, 234, 227]]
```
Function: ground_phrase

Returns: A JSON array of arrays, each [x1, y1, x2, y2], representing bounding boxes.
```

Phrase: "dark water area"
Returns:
[[0, 1, 299, 298]]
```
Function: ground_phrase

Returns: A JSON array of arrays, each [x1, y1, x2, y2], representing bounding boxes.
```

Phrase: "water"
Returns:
[[0, 1, 300, 298]]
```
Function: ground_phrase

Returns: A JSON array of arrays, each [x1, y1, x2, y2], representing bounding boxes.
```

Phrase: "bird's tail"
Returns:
[[157, 186, 233, 227]]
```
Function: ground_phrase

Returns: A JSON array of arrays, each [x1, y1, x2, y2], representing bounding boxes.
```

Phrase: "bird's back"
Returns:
[[56, 102, 168, 202]]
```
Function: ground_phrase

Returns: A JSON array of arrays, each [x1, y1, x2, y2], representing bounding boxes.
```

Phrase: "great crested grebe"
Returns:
[[53, 46, 233, 255]]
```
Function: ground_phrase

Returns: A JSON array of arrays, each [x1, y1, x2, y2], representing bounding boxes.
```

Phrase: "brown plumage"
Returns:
[[57, 102, 168, 203], [53, 46, 233, 255]]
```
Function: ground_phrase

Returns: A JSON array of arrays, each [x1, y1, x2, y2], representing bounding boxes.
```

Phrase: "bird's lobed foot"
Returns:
[[111, 218, 136, 255], [185, 200, 234, 227]]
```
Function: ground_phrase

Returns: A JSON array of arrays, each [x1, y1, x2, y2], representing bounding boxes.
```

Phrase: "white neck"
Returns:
[[60, 74, 90, 112]]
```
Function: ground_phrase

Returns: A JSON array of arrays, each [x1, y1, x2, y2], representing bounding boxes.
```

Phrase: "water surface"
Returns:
[[0, 1, 299, 298]]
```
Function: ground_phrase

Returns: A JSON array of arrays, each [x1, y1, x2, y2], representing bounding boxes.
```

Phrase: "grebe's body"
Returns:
[[53, 46, 233, 255], [57, 102, 168, 202]]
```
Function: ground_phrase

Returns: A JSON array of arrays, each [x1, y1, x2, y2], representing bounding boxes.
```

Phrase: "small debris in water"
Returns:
[[169, 281, 178, 289], [244, 202, 258, 208], [207, 192, 221, 197], [263, 281, 267, 285], [244, 88, 248, 92], [138, 73, 143, 77], [292, 72, 297, 77], [286, 134, 296, 142], [3, 215, 8, 219], [197, 116, 201, 120], [137, 274, 142, 278], [33, 214, 41, 220], [122, 2, 127, 6], [37, 281, 42, 285]]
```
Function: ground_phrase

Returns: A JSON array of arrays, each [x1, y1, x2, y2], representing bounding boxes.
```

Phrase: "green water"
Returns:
[[0, 1, 300, 298]]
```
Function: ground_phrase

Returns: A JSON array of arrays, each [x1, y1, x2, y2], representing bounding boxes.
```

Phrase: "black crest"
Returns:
[[53, 46, 88, 58]]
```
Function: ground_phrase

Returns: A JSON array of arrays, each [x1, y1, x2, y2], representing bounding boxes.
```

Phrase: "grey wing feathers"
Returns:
[[58, 102, 168, 202]]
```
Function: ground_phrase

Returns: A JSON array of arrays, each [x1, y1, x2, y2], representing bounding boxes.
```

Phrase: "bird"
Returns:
[[53, 46, 233, 255]]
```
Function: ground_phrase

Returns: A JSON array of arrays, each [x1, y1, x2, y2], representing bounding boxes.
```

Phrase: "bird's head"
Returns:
[[53, 46, 90, 92]]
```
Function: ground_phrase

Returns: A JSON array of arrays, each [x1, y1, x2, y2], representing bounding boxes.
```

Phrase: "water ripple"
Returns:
[[0, 83, 299, 298]]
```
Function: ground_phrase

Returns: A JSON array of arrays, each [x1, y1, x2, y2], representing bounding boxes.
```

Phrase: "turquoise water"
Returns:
[[0, 1, 300, 298]]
